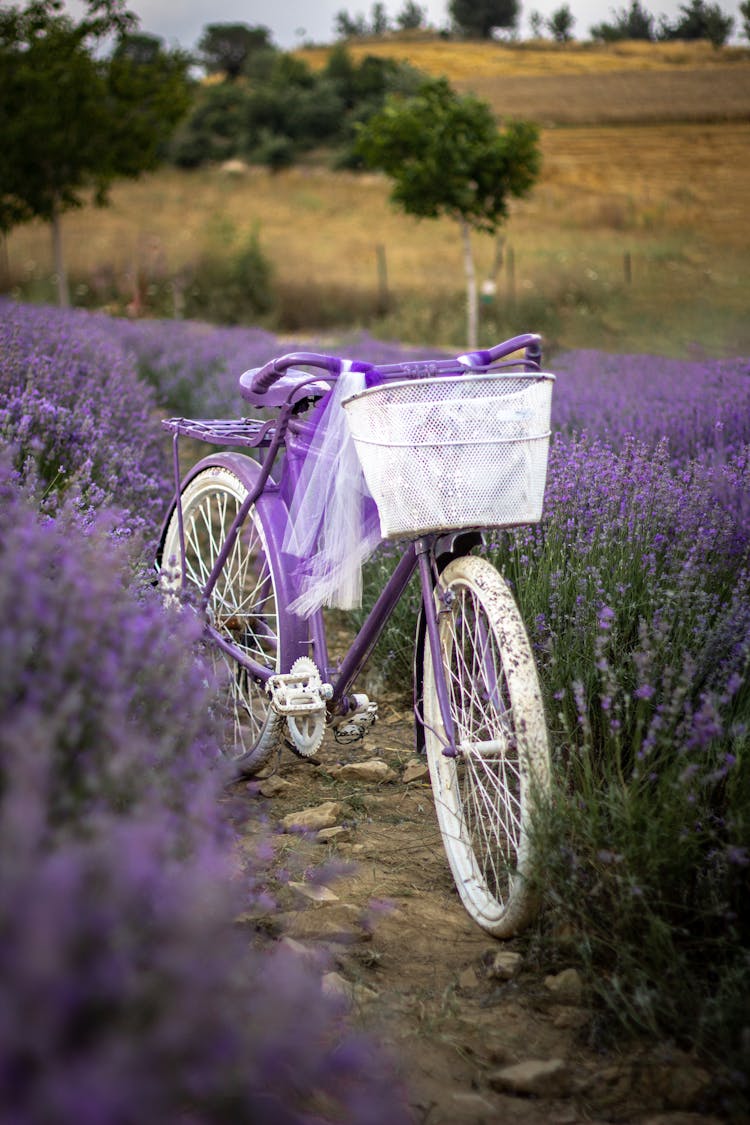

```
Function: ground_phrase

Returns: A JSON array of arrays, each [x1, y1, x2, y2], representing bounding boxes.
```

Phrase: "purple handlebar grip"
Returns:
[[250, 352, 343, 394], [457, 334, 542, 369]]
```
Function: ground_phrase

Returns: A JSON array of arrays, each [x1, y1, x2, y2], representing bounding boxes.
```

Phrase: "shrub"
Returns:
[[0, 300, 168, 544], [183, 230, 276, 327], [0, 452, 222, 835], [491, 434, 750, 1097], [0, 461, 411, 1125]]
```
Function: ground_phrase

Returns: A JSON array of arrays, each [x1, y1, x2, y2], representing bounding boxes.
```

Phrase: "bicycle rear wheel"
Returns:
[[161, 462, 286, 774], [422, 555, 550, 937]]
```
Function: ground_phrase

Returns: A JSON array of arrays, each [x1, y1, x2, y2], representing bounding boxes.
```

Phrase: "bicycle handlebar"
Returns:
[[249, 352, 345, 394], [248, 334, 543, 396]]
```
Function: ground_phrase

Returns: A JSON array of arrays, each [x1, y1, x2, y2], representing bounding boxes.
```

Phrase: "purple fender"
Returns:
[[156, 450, 311, 672]]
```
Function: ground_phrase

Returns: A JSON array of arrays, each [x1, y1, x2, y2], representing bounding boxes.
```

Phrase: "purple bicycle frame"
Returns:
[[163, 332, 543, 755]]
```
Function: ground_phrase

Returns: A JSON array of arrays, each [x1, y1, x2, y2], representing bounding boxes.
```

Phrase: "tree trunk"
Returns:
[[51, 194, 70, 308], [0, 234, 9, 292], [459, 217, 477, 351]]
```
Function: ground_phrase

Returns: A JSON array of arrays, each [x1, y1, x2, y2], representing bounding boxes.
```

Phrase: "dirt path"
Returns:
[[233, 695, 724, 1125]]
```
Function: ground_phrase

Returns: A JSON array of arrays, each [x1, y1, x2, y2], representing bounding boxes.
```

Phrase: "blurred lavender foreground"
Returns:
[[0, 302, 411, 1125]]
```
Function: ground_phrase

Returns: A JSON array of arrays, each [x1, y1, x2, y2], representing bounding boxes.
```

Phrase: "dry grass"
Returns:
[[5, 40, 750, 356], [9, 122, 747, 278], [460, 68, 750, 123], [299, 37, 750, 126], [298, 35, 750, 79]]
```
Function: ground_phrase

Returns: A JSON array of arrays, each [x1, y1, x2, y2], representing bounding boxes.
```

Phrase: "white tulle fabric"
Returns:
[[283, 363, 381, 618]]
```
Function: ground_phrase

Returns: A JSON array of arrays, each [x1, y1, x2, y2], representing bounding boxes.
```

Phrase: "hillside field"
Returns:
[[4, 39, 750, 357]]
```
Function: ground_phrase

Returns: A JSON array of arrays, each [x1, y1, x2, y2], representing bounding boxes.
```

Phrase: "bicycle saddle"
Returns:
[[239, 367, 331, 409]]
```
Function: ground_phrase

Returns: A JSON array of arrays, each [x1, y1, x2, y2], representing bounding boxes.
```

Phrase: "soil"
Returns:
[[231, 690, 727, 1125]]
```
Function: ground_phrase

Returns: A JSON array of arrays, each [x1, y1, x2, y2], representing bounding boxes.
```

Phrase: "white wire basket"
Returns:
[[342, 372, 555, 539]]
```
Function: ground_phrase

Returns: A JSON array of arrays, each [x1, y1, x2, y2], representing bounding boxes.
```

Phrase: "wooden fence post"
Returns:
[[376, 244, 389, 314]]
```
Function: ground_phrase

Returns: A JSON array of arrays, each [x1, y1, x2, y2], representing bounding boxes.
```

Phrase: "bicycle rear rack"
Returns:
[[162, 416, 280, 448]]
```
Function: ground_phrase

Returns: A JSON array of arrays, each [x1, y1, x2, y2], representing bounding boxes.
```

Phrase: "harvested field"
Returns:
[[459, 66, 750, 124]]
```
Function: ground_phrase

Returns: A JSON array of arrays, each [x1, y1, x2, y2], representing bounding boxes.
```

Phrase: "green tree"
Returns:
[[658, 0, 734, 44], [547, 3, 576, 39], [449, 0, 520, 37], [355, 77, 540, 348], [590, 1, 655, 41], [0, 0, 191, 307], [334, 9, 368, 37], [170, 83, 248, 168], [529, 10, 545, 36], [396, 1, 427, 29], [197, 23, 273, 81], [741, 0, 750, 38], [371, 2, 389, 33]]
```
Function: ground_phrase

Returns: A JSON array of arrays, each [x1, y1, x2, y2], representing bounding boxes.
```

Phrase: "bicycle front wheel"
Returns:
[[423, 555, 550, 937], [161, 463, 285, 774]]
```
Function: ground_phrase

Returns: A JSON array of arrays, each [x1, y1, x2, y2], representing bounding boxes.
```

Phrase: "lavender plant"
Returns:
[[491, 433, 749, 1095], [0, 460, 411, 1125], [0, 300, 168, 543], [550, 349, 750, 465]]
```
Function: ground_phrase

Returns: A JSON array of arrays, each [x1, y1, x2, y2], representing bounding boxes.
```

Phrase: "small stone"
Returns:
[[488, 950, 523, 981], [321, 971, 377, 1005], [552, 1006, 590, 1029], [280, 903, 372, 944], [277, 936, 324, 967], [489, 1057, 570, 1098], [258, 775, 291, 798], [639, 1049, 712, 1111], [280, 801, 343, 832], [450, 1093, 497, 1113], [403, 758, 430, 783], [548, 1109, 579, 1124], [317, 825, 352, 844], [544, 968, 584, 1005], [220, 158, 249, 175], [321, 971, 353, 1003], [458, 966, 479, 990], [288, 881, 340, 903], [330, 760, 398, 783]]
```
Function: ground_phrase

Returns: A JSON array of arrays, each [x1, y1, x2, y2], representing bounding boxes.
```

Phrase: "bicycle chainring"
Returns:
[[284, 658, 326, 758]]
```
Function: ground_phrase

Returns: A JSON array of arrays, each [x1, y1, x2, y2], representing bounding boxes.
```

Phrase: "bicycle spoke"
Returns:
[[423, 556, 550, 936], [162, 468, 285, 768]]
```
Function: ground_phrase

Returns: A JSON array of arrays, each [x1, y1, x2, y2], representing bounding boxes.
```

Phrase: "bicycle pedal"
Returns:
[[333, 694, 378, 744], [266, 658, 333, 718]]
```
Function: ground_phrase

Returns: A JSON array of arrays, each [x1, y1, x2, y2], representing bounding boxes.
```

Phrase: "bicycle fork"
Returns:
[[415, 538, 458, 759]]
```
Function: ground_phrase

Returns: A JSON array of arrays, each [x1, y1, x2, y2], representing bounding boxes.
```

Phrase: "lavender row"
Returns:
[[0, 300, 169, 543], [0, 301, 413, 1124], [6, 300, 747, 470]]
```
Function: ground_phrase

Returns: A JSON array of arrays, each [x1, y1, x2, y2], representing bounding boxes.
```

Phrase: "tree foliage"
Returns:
[[547, 3, 576, 40], [658, 0, 734, 44], [741, 0, 750, 39], [0, 0, 192, 304], [449, 0, 520, 37], [171, 46, 423, 171], [590, 1, 655, 41], [396, 1, 427, 29], [356, 77, 539, 230], [334, 9, 369, 38], [197, 22, 273, 80], [355, 77, 540, 346]]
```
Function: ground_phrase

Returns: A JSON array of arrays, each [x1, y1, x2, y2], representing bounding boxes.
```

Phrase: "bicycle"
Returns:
[[157, 333, 555, 938]]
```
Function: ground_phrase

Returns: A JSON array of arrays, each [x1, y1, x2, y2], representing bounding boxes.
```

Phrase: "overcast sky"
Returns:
[[63, 0, 747, 50]]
